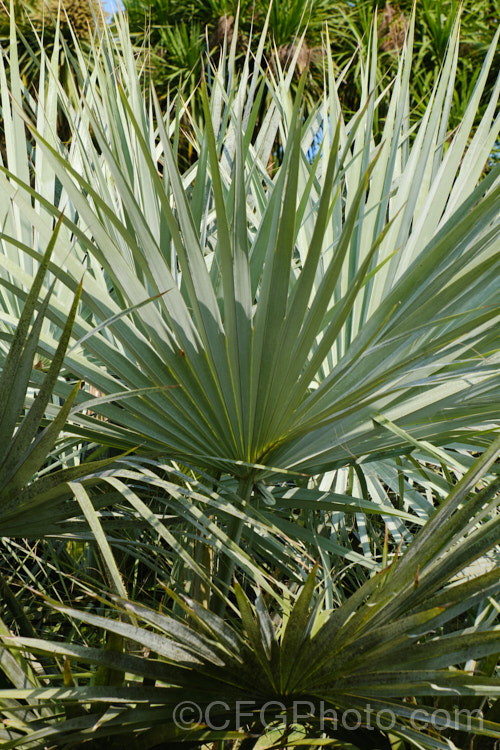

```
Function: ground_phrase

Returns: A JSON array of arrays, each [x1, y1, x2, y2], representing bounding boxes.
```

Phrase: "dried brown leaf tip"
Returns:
[[379, 2, 408, 53], [210, 15, 235, 48], [275, 40, 323, 75]]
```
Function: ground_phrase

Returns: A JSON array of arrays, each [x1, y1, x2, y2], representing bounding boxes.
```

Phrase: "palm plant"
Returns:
[[373, 0, 499, 127], [0, 9, 499, 750], [121, 0, 332, 105], [119, 0, 500, 134], [2, 441, 500, 749], [0, 0, 106, 92], [1, 9, 500, 597]]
